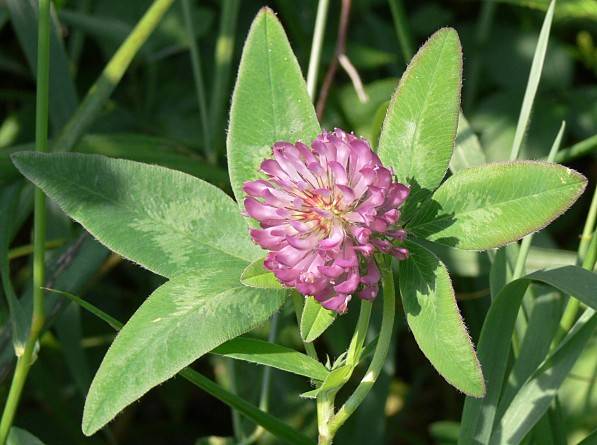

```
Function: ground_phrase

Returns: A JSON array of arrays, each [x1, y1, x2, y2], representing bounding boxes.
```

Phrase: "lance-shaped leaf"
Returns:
[[227, 7, 320, 205], [398, 241, 485, 397], [409, 161, 586, 250], [82, 264, 286, 436], [459, 266, 597, 444], [378, 28, 462, 200], [11, 152, 260, 278]]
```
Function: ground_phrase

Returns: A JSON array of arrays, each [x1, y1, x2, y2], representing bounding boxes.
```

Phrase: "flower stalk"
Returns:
[[317, 257, 396, 443]]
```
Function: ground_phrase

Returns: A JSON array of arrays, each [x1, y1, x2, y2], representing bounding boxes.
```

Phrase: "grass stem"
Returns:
[[0, 0, 51, 441]]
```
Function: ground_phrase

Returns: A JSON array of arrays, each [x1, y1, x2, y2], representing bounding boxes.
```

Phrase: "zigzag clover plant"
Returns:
[[10, 8, 586, 445]]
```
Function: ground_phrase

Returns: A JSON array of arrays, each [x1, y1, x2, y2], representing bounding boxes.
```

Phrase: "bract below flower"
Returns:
[[244, 129, 410, 313]]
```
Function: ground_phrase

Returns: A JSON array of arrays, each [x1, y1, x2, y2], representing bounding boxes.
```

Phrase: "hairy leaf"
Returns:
[[227, 7, 320, 205], [409, 161, 586, 250], [378, 28, 462, 199], [82, 265, 286, 435], [12, 152, 259, 278], [398, 241, 484, 396]]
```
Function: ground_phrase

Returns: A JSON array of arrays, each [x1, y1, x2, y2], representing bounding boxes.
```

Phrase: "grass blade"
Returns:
[[459, 266, 597, 444], [509, 0, 556, 161], [491, 309, 597, 444]]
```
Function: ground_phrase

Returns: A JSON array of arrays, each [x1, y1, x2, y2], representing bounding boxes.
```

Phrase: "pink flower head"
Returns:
[[243, 129, 410, 313]]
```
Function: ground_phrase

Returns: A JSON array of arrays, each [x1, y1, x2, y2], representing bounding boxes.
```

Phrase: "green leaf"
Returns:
[[11, 152, 260, 278], [212, 337, 328, 381], [378, 28, 462, 197], [82, 264, 286, 435], [490, 309, 596, 444], [398, 241, 485, 397], [240, 258, 283, 289], [227, 7, 320, 204], [300, 296, 336, 343], [7, 427, 45, 445], [45, 288, 312, 445], [459, 266, 597, 444], [450, 112, 486, 173], [6, 0, 78, 131], [409, 161, 587, 250]]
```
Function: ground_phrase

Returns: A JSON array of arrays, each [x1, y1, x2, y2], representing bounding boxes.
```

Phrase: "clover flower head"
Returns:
[[243, 129, 410, 313]]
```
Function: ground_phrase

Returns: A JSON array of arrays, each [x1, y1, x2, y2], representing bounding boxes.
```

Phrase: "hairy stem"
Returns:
[[325, 257, 396, 439], [346, 299, 372, 367]]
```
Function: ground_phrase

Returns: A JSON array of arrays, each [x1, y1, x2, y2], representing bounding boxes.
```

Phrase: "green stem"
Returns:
[[210, 0, 240, 151], [316, 298, 372, 444], [181, 0, 213, 163], [54, 0, 175, 152], [306, 0, 330, 99], [325, 258, 396, 439], [291, 292, 318, 361], [345, 299, 372, 367], [227, 359, 245, 441], [68, 0, 91, 74], [8, 239, 65, 261], [388, 0, 414, 63], [0, 0, 51, 441]]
